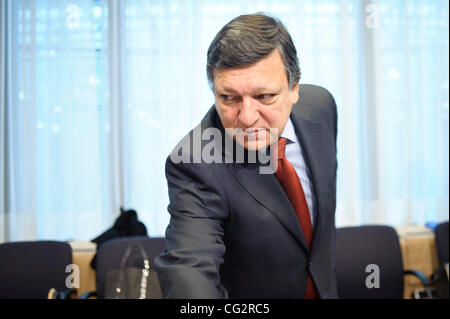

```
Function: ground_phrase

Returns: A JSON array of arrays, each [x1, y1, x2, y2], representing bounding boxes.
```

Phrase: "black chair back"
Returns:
[[0, 241, 72, 298], [434, 221, 449, 266], [95, 236, 165, 299], [336, 225, 404, 299]]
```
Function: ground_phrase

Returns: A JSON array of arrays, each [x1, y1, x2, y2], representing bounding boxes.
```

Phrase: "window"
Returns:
[[2, 0, 448, 241]]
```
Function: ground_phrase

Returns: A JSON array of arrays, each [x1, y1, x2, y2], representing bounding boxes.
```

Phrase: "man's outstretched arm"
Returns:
[[154, 157, 229, 299]]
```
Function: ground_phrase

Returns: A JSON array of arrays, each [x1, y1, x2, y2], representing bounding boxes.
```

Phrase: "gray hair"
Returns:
[[207, 13, 301, 90]]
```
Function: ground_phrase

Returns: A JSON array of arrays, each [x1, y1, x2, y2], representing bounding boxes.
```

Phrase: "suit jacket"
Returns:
[[154, 84, 338, 298]]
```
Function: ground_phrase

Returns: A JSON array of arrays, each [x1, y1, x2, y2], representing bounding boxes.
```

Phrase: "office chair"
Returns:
[[335, 225, 432, 299], [431, 221, 449, 298], [434, 221, 449, 267], [81, 236, 165, 299], [0, 241, 75, 299]]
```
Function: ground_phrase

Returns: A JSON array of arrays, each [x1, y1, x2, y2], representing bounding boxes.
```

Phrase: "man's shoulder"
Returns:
[[297, 84, 336, 111], [293, 84, 337, 124], [167, 105, 225, 165]]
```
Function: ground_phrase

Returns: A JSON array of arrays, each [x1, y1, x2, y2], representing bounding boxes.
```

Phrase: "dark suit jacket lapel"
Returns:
[[229, 162, 310, 252]]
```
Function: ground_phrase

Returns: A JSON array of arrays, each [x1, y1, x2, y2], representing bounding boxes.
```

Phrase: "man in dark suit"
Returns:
[[154, 13, 338, 299]]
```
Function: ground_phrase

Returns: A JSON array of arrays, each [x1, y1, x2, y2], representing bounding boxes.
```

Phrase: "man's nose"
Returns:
[[238, 97, 259, 128]]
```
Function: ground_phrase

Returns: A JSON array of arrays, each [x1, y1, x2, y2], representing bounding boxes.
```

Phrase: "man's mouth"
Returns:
[[243, 128, 266, 139], [225, 127, 275, 147]]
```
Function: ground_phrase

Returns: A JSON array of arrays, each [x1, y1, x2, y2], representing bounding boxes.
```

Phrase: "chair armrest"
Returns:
[[404, 269, 431, 287], [79, 291, 98, 299]]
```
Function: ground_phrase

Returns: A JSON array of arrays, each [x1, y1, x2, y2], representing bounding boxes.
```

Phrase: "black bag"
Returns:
[[104, 242, 162, 299], [90, 207, 148, 269]]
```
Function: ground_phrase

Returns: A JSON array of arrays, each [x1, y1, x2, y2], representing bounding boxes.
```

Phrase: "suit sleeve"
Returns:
[[153, 157, 229, 298]]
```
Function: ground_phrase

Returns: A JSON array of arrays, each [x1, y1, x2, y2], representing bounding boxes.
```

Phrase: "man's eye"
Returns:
[[221, 95, 234, 102], [257, 94, 275, 101]]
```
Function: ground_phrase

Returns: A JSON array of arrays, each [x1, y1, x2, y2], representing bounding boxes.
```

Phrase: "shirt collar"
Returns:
[[280, 117, 298, 145]]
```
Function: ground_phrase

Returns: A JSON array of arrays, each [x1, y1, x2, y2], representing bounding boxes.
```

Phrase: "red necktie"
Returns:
[[275, 137, 319, 299]]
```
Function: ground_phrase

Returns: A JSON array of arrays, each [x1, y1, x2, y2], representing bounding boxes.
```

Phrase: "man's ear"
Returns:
[[291, 83, 300, 104]]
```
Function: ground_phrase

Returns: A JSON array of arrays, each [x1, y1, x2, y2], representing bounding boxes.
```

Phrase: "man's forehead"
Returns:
[[216, 84, 280, 94], [214, 73, 285, 95], [212, 49, 288, 92]]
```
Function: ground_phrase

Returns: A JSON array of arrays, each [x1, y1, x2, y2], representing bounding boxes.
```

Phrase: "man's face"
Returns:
[[213, 49, 299, 150]]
